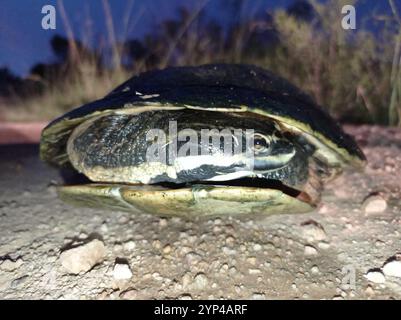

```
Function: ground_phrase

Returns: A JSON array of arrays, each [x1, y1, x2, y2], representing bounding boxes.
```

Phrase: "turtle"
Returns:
[[40, 64, 366, 218]]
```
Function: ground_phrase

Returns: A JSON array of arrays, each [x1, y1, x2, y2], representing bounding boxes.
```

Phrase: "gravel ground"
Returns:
[[0, 125, 401, 300]]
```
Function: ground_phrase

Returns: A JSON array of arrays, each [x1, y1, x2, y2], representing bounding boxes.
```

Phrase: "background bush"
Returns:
[[0, 0, 400, 126]]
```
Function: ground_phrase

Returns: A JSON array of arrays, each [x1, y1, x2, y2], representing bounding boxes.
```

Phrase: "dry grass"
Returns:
[[1, 0, 400, 126]]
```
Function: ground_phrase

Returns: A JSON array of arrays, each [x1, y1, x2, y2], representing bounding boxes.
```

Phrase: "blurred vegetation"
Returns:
[[0, 0, 400, 126]]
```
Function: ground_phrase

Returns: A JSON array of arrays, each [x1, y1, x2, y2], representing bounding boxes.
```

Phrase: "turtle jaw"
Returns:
[[57, 182, 316, 218], [56, 166, 320, 217]]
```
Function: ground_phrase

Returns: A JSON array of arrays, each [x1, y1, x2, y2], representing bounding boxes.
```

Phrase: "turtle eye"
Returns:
[[253, 134, 270, 153]]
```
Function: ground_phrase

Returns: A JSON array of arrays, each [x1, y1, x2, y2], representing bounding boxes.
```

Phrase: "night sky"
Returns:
[[0, 0, 395, 76]]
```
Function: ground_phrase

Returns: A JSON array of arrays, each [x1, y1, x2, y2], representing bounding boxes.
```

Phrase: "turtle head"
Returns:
[[166, 117, 300, 184], [66, 110, 305, 187]]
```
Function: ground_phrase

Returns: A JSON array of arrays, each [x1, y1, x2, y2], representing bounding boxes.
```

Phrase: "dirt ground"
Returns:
[[0, 125, 400, 300]]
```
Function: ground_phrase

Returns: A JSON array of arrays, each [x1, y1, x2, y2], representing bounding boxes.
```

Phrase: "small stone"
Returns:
[[78, 232, 88, 239], [120, 289, 138, 299], [182, 273, 192, 288], [10, 275, 28, 288], [251, 293, 265, 300], [222, 246, 236, 255], [253, 244, 262, 251], [365, 270, 385, 283], [229, 266, 237, 274], [193, 273, 208, 289], [304, 245, 318, 256], [118, 215, 129, 224], [249, 268, 262, 275], [123, 241, 136, 251], [220, 263, 229, 273], [113, 261, 133, 280], [60, 239, 106, 274], [179, 294, 193, 300], [382, 260, 401, 278], [365, 285, 375, 296], [100, 223, 108, 233], [185, 252, 202, 264], [311, 265, 319, 274], [152, 240, 161, 249], [318, 242, 330, 250], [162, 244, 172, 254], [225, 236, 235, 245], [318, 204, 329, 214], [159, 218, 168, 227], [362, 195, 387, 214], [246, 256, 257, 265], [0, 257, 23, 272], [152, 272, 163, 281], [214, 218, 221, 225], [301, 220, 327, 241]]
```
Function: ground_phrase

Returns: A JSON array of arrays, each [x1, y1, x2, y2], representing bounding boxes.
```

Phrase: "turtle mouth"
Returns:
[[154, 177, 313, 205], [156, 177, 299, 194], [59, 168, 312, 205]]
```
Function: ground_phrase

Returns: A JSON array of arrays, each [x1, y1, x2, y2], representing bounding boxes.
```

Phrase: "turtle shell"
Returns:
[[40, 64, 366, 169]]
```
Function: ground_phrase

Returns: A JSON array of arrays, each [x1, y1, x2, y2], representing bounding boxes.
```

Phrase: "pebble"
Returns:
[[301, 220, 327, 241], [113, 244, 123, 252], [220, 263, 229, 273], [113, 261, 133, 280], [182, 273, 192, 288], [162, 244, 172, 254], [120, 289, 138, 299], [246, 257, 257, 265], [249, 268, 262, 275], [100, 223, 108, 233], [365, 270, 386, 283], [229, 266, 237, 274], [78, 232, 88, 239], [318, 204, 329, 214], [304, 245, 318, 256], [213, 218, 222, 225], [317, 242, 330, 250], [193, 273, 209, 289], [0, 257, 24, 272], [123, 241, 136, 251], [225, 236, 235, 245], [222, 246, 236, 255], [382, 260, 401, 278], [10, 275, 29, 288], [159, 218, 168, 227], [362, 195, 387, 214], [310, 265, 319, 274], [152, 240, 161, 249], [185, 252, 202, 265], [118, 215, 129, 224], [59, 239, 106, 274], [251, 293, 266, 300], [365, 285, 375, 296]]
